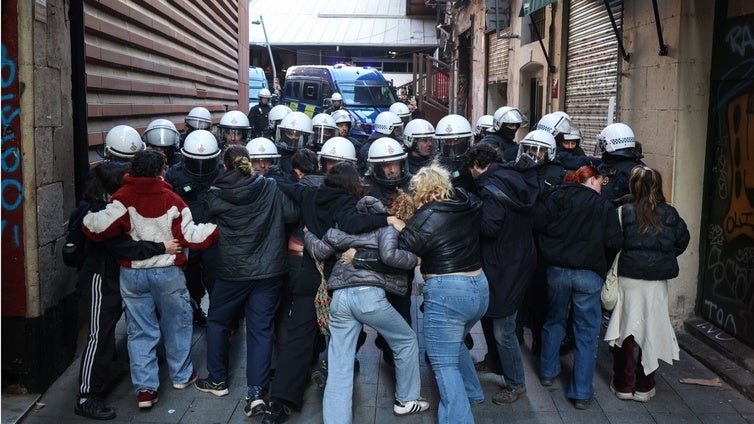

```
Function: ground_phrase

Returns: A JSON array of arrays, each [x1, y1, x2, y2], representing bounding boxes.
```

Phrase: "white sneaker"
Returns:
[[393, 398, 430, 416], [633, 387, 656, 402]]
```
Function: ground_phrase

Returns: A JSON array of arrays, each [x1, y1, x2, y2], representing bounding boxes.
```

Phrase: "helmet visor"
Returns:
[[369, 158, 408, 185], [186, 118, 211, 131], [439, 136, 471, 159]]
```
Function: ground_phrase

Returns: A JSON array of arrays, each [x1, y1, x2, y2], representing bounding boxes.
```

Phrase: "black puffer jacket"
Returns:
[[533, 182, 623, 277], [476, 163, 540, 318], [618, 203, 689, 280], [399, 188, 483, 275], [205, 170, 299, 281]]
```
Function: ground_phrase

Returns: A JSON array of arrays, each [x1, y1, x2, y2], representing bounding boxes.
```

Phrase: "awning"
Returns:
[[520, 0, 557, 16]]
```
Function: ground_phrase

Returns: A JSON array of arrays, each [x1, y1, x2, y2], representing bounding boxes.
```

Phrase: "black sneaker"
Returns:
[[74, 397, 116, 420], [261, 399, 291, 424], [195, 378, 229, 396], [243, 386, 266, 417]]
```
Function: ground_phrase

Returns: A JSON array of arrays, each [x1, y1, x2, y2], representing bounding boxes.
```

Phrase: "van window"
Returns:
[[286, 81, 300, 100], [303, 82, 319, 102]]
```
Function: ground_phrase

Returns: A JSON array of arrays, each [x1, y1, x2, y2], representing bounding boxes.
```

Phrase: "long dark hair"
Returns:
[[83, 162, 129, 211], [324, 161, 370, 199], [629, 166, 666, 233]]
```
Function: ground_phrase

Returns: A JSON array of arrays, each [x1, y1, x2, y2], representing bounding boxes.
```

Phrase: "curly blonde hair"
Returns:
[[410, 163, 453, 207]]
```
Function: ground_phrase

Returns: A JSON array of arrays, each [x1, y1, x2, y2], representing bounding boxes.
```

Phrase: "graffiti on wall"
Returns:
[[1, 0, 27, 317], [702, 9, 754, 346]]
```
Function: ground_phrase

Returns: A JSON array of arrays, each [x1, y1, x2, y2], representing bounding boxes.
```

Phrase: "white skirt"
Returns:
[[604, 276, 680, 375]]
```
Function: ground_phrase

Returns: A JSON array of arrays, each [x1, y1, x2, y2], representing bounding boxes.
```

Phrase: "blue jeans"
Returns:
[[423, 272, 489, 424], [206, 277, 281, 391], [493, 311, 525, 389], [540, 266, 603, 401], [323, 286, 420, 424], [120, 266, 194, 392]]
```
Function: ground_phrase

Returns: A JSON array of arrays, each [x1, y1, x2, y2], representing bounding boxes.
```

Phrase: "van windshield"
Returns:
[[339, 81, 397, 107]]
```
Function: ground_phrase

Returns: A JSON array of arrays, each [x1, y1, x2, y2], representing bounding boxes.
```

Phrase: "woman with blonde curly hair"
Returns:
[[392, 163, 489, 423]]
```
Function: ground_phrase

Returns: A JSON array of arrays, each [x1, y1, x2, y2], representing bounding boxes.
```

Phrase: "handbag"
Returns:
[[313, 259, 331, 336], [601, 206, 623, 311]]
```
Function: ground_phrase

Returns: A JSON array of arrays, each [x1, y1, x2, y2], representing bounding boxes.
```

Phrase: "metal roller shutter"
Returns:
[[487, 32, 510, 84], [565, 0, 622, 153]]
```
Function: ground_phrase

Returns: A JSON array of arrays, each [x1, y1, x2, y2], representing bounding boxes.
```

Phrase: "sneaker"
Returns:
[[262, 399, 291, 424], [393, 398, 430, 416], [492, 386, 526, 405], [632, 387, 656, 402], [244, 386, 266, 417], [573, 397, 593, 410], [74, 397, 116, 420], [195, 378, 229, 396], [311, 361, 328, 389], [173, 369, 198, 389], [137, 389, 159, 409], [609, 380, 634, 400]]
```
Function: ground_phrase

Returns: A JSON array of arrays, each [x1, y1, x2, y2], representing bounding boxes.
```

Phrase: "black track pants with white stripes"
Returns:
[[77, 271, 124, 399]]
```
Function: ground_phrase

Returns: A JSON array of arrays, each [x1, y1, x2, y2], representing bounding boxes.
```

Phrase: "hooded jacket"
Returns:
[[618, 203, 689, 280], [533, 182, 623, 277], [280, 182, 388, 295], [399, 188, 483, 275], [205, 170, 299, 281], [475, 163, 540, 318], [304, 197, 417, 296]]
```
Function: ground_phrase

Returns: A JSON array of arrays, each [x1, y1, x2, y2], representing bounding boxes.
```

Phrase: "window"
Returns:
[[303, 82, 319, 102]]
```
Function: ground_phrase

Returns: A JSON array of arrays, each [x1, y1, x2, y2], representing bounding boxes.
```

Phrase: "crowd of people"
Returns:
[[69, 89, 689, 423]]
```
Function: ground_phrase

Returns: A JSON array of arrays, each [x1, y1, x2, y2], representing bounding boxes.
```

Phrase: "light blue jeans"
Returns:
[[423, 272, 489, 424], [120, 266, 194, 393], [493, 311, 525, 389], [323, 286, 420, 424], [540, 266, 603, 401]]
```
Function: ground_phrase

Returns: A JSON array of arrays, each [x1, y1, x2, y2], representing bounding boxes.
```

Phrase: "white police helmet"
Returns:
[[389, 102, 411, 119], [492, 106, 527, 132], [246, 137, 281, 162], [597, 123, 636, 156], [536, 112, 571, 137], [276, 111, 313, 152], [374, 111, 403, 139], [517, 129, 557, 164], [143, 119, 180, 148], [310, 113, 338, 150], [258, 88, 272, 99], [185, 107, 212, 131], [475, 115, 494, 137], [268, 105, 292, 130], [181, 129, 221, 160], [104, 125, 146, 159], [331, 92, 343, 102], [403, 118, 436, 152], [367, 137, 409, 185], [319, 136, 357, 163], [217, 110, 251, 146], [435, 114, 474, 160]]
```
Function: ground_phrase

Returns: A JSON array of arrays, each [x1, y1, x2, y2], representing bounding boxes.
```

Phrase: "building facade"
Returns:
[[1, 0, 248, 392]]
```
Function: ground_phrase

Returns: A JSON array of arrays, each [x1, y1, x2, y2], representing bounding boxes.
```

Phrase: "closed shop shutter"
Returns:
[[83, 1, 246, 157], [487, 32, 510, 84], [565, 0, 622, 153]]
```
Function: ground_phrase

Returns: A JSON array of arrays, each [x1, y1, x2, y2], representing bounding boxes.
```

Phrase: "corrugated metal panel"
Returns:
[[84, 0, 247, 150], [487, 32, 510, 84], [565, 0, 622, 153]]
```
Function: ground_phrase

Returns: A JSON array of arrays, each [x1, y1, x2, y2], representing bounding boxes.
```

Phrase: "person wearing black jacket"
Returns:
[[262, 162, 388, 424], [195, 146, 298, 418], [597, 123, 644, 204], [480, 106, 527, 162], [533, 164, 623, 410], [605, 166, 689, 403], [395, 164, 489, 424], [248, 89, 273, 138], [73, 161, 180, 421], [463, 144, 540, 405]]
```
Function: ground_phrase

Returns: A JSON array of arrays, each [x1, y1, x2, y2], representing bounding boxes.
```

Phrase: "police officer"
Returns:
[[165, 130, 223, 327], [435, 114, 476, 191], [324, 92, 345, 114], [274, 111, 313, 177], [246, 137, 281, 177], [403, 118, 436, 175], [181, 107, 213, 147], [143, 118, 181, 166], [482, 106, 528, 162], [248, 88, 273, 138], [359, 111, 403, 174], [217, 110, 252, 148], [597, 122, 644, 204]]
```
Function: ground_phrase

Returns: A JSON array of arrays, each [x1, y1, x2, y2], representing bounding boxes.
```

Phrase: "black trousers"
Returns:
[[184, 245, 218, 308], [77, 271, 123, 398]]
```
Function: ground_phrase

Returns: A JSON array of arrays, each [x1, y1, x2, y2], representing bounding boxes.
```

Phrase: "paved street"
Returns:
[[16, 285, 754, 424]]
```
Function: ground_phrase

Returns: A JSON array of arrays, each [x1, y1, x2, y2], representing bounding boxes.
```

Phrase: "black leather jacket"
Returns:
[[398, 188, 483, 275]]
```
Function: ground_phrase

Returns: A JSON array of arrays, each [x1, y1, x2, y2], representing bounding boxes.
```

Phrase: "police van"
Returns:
[[248, 66, 270, 110], [281, 64, 397, 141]]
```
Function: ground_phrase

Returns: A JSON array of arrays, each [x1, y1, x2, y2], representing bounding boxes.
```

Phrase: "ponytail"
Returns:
[[223, 145, 254, 176]]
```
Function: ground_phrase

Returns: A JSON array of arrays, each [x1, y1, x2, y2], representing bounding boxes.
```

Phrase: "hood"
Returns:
[[478, 163, 539, 212], [210, 170, 264, 205]]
